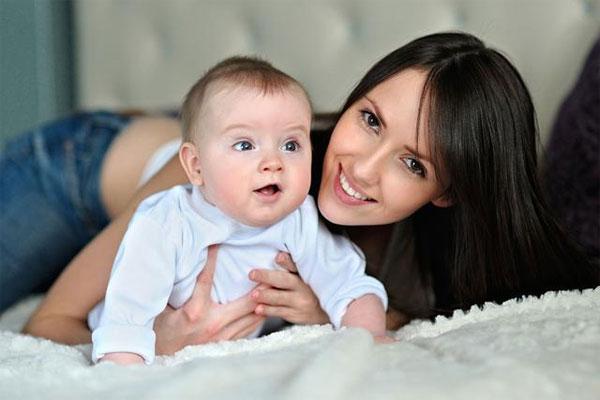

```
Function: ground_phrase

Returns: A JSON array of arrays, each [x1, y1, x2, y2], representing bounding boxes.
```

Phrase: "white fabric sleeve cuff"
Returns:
[[91, 325, 156, 364]]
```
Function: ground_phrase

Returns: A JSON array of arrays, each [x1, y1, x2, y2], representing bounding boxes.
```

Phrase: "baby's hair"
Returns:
[[180, 56, 310, 142]]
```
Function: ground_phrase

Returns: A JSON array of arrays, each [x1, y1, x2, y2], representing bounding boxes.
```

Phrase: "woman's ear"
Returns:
[[179, 142, 204, 186], [431, 191, 453, 208]]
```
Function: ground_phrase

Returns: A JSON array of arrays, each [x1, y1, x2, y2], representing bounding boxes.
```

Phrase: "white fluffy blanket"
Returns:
[[1, 289, 599, 399]]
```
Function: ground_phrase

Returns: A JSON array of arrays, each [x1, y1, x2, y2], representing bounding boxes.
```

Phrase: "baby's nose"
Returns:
[[259, 155, 283, 172]]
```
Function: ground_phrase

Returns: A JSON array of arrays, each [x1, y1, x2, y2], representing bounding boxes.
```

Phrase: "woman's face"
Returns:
[[318, 68, 449, 226]]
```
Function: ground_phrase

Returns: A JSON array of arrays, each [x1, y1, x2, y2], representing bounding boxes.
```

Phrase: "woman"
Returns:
[[2, 32, 596, 354]]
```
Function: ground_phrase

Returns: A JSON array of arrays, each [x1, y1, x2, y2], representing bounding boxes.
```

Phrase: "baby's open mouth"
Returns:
[[254, 184, 281, 196]]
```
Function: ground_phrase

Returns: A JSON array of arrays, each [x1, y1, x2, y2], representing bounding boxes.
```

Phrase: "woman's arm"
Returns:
[[23, 156, 189, 343]]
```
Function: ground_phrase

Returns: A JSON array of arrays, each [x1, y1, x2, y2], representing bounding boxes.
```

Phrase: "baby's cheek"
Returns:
[[290, 169, 312, 207], [300, 160, 311, 193], [210, 174, 247, 208]]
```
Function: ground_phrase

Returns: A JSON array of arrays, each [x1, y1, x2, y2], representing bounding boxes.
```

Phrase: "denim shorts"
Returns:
[[0, 111, 132, 312]]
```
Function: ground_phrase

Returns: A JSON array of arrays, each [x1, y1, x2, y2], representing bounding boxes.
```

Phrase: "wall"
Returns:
[[75, 0, 600, 144], [0, 0, 74, 144]]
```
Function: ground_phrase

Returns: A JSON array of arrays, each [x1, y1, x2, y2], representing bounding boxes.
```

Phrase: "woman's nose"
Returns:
[[352, 149, 384, 186]]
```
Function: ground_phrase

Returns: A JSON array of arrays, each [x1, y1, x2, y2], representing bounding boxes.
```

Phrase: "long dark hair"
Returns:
[[315, 32, 598, 315]]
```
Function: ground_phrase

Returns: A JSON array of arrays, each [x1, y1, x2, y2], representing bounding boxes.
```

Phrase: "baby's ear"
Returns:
[[179, 142, 204, 186], [431, 190, 453, 208]]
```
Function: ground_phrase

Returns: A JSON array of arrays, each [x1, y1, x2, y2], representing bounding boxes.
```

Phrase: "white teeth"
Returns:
[[340, 172, 370, 201]]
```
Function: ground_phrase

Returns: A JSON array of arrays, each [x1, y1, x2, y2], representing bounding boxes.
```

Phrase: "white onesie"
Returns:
[[89, 185, 387, 363]]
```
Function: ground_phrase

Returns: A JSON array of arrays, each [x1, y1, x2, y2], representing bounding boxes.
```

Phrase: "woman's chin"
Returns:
[[317, 199, 359, 226]]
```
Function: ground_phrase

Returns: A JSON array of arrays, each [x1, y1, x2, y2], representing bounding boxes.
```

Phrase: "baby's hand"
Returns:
[[341, 294, 386, 337], [374, 335, 396, 344], [99, 352, 144, 365]]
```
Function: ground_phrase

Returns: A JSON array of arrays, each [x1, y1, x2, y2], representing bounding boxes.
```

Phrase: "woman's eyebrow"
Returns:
[[404, 145, 432, 164], [364, 96, 387, 129]]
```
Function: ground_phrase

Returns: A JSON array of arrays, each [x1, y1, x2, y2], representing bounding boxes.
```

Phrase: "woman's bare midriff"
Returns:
[[99, 116, 182, 219]]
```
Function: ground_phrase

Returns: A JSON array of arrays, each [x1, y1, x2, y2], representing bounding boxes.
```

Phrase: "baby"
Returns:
[[89, 57, 387, 365]]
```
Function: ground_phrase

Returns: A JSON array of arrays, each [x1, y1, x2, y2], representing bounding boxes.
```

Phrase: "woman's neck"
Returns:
[[346, 224, 394, 277]]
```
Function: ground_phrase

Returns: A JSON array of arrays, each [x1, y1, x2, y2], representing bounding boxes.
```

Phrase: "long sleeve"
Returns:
[[91, 215, 178, 364], [288, 199, 388, 329]]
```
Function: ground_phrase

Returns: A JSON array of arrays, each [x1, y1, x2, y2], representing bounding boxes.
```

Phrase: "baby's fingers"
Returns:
[[374, 335, 397, 344]]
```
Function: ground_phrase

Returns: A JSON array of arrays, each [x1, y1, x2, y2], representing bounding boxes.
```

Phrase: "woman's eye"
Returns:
[[281, 140, 300, 152], [232, 141, 254, 151], [403, 158, 426, 177], [361, 110, 381, 133]]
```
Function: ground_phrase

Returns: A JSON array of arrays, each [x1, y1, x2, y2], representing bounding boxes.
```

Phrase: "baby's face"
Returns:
[[194, 84, 312, 227]]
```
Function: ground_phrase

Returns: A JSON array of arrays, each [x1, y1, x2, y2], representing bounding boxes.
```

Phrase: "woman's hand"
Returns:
[[154, 245, 265, 355], [248, 252, 330, 325]]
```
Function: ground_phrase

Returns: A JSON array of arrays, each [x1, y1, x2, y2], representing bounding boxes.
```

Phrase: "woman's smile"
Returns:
[[334, 165, 374, 204]]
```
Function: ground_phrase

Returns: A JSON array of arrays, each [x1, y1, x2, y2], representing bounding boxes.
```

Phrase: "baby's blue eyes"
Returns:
[[281, 140, 300, 152], [232, 140, 301, 152], [232, 141, 254, 151]]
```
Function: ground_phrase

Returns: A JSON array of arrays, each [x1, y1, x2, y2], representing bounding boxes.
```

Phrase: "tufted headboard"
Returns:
[[75, 0, 599, 143]]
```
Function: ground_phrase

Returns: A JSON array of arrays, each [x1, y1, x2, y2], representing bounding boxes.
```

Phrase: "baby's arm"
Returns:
[[288, 198, 388, 337], [92, 212, 178, 365], [341, 294, 386, 338]]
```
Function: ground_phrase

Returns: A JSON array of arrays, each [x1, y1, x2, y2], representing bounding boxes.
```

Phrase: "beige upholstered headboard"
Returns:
[[75, 0, 599, 143]]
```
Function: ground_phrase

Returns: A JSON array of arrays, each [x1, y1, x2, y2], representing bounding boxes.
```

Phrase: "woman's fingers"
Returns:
[[254, 304, 294, 321], [218, 291, 259, 320], [252, 287, 294, 307], [213, 313, 265, 341], [183, 245, 219, 320], [248, 252, 298, 289], [275, 252, 298, 273], [256, 302, 329, 325], [249, 268, 297, 289], [250, 266, 329, 325], [197, 245, 219, 286], [229, 317, 265, 340]]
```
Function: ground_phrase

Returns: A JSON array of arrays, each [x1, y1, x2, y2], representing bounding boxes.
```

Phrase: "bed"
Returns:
[[1, 290, 599, 399], [1, 1, 599, 398]]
